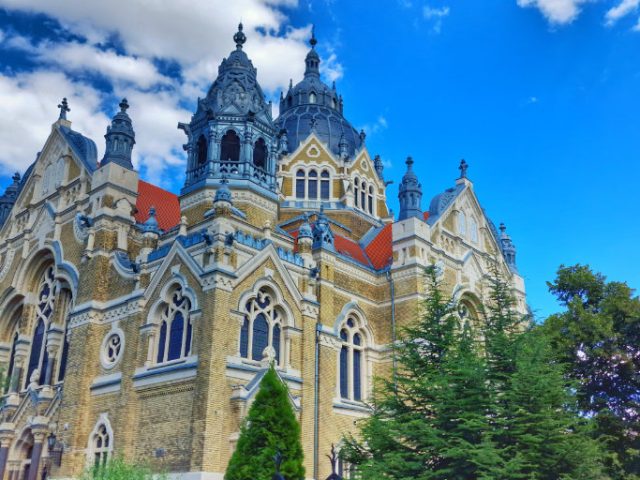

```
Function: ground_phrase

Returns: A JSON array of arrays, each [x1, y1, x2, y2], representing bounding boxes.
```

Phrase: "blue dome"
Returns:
[[276, 104, 362, 157], [275, 31, 362, 158]]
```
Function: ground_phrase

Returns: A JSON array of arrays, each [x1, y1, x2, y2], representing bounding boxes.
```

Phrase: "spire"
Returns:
[[0, 172, 21, 226], [57, 97, 70, 120], [374, 155, 384, 180], [304, 26, 320, 78], [398, 156, 423, 221], [499, 223, 518, 271], [234, 22, 247, 49], [101, 98, 136, 169], [338, 133, 349, 159]]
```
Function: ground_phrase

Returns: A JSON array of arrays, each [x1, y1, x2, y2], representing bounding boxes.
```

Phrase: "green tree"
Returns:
[[342, 267, 499, 479], [225, 365, 305, 480], [543, 264, 640, 479], [80, 457, 162, 480]]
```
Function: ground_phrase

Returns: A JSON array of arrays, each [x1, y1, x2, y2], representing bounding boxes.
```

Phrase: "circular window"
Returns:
[[100, 330, 124, 369]]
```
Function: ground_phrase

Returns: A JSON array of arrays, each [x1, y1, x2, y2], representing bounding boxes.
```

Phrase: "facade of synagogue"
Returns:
[[0, 24, 526, 480]]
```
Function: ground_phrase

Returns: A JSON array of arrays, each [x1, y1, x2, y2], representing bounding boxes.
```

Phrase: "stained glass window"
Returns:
[[157, 287, 192, 364], [338, 316, 366, 401], [240, 288, 285, 366]]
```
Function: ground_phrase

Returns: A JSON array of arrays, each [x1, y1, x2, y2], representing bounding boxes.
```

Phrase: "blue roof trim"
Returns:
[[278, 211, 352, 234], [58, 125, 98, 173], [359, 225, 384, 248]]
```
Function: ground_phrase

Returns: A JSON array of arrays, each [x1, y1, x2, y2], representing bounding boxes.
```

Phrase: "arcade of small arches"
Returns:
[[191, 129, 273, 174], [295, 168, 332, 201]]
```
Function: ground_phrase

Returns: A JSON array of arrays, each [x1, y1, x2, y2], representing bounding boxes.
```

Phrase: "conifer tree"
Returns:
[[342, 267, 499, 479], [225, 365, 305, 480]]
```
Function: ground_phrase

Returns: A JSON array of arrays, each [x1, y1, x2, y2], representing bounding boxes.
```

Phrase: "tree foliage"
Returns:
[[543, 264, 640, 479], [343, 265, 606, 480], [80, 457, 163, 480], [225, 365, 305, 480]]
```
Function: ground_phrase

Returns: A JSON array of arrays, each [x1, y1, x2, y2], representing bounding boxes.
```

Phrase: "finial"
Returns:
[[499, 222, 506, 234], [310, 25, 317, 48], [57, 97, 70, 120], [12, 172, 20, 183], [234, 22, 247, 49], [289, 78, 293, 90], [332, 80, 336, 91], [359, 129, 366, 143], [119, 98, 129, 113], [406, 156, 414, 169], [458, 159, 468, 178]]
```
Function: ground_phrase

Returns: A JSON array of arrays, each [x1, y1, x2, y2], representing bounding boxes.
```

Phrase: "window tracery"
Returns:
[[156, 286, 193, 364], [239, 288, 285, 366], [338, 316, 367, 402], [26, 266, 56, 387]]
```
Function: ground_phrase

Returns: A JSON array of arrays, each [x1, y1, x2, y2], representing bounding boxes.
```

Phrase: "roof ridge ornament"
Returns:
[[57, 97, 70, 120], [234, 22, 247, 50], [458, 159, 468, 179], [310, 24, 317, 49]]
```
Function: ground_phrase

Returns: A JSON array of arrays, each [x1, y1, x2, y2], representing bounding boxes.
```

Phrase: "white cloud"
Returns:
[[516, 0, 589, 25], [605, 0, 640, 25], [0, 71, 109, 175], [423, 5, 450, 33], [0, 0, 345, 188], [359, 115, 388, 138], [634, 17, 640, 29]]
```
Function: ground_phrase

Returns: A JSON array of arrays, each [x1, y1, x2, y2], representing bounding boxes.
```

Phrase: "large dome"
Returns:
[[275, 32, 363, 158]]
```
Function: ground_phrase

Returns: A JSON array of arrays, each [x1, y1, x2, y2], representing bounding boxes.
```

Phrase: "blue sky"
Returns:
[[0, 0, 638, 319]]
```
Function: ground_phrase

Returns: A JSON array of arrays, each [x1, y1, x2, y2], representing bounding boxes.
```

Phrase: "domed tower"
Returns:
[[180, 24, 278, 210], [101, 98, 135, 169], [275, 30, 363, 158]]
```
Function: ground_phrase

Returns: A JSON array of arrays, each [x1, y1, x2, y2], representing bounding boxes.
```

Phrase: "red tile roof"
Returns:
[[135, 180, 181, 231], [334, 234, 372, 267], [365, 223, 393, 270]]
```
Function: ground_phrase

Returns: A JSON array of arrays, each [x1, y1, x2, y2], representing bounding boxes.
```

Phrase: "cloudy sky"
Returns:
[[0, 0, 638, 318]]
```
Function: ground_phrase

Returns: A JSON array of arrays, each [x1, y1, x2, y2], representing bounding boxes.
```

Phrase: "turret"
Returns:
[[398, 157, 422, 221], [0, 173, 21, 226], [499, 223, 518, 272], [101, 99, 136, 169]]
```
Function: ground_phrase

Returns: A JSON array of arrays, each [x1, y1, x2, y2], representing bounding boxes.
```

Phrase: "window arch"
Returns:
[[296, 170, 305, 199], [308, 169, 318, 199], [360, 181, 366, 210], [338, 316, 367, 401], [4, 332, 18, 393], [321, 170, 330, 200], [253, 137, 267, 169], [367, 185, 374, 214], [87, 416, 113, 469], [220, 130, 240, 162], [458, 211, 466, 236], [239, 288, 285, 366], [25, 266, 56, 388], [196, 134, 208, 165], [156, 286, 193, 364], [354, 178, 360, 207], [469, 216, 478, 243]]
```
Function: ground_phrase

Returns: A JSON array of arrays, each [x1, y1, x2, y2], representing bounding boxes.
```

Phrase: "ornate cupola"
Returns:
[[101, 99, 136, 169], [180, 23, 278, 202], [398, 157, 423, 221], [276, 29, 363, 158]]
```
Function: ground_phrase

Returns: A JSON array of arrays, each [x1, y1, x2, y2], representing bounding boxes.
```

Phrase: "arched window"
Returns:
[[367, 186, 374, 214], [321, 170, 330, 200], [296, 170, 306, 199], [308, 170, 318, 199], [458, 211, 466, 236], [360, 181, 366, 210], [287, 96, 292, 108], [331, 98, 337, 109], [90, 423, 112, 468], [157, 287, 193, 364], [5, 332, 18, 393], [26, 266, 56, 387], [338, 316, 367, 401], [253, 137, 267, 169], [309, 92, 317, 104], [470, 217, 478, 243], [220, 130, 240, 162], [56, 288, 72, 382], [354, 178, 360, 207], [196, 135, 208, 165], [239, 288, 284, 365]]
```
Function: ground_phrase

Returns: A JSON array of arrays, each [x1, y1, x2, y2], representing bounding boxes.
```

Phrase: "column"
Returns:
[[27, 423, 48, 480], [0, 425, 14, 480], [43, 325, 63, 386]]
